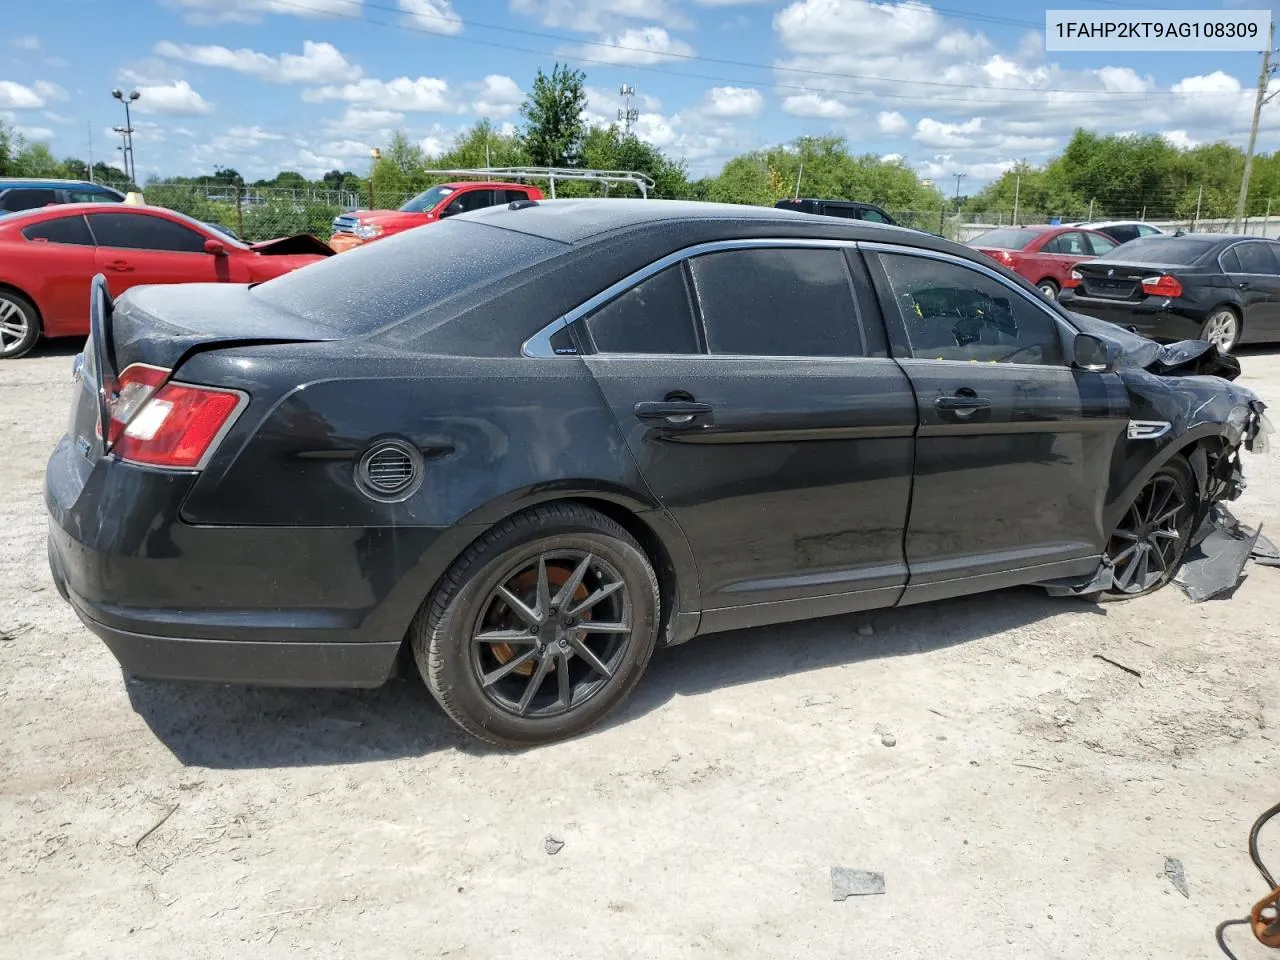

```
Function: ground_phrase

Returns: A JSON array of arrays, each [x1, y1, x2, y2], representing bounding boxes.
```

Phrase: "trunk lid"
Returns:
[[1072, 260, 1179, 301]]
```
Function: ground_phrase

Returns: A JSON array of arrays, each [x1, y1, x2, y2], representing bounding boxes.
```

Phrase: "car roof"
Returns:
[[0, 178, 117, 189], [434, 181, 537, 190], [459, 198, 919, 245], [779, 198, 881, 206], [1079, 220, 1160, 228]]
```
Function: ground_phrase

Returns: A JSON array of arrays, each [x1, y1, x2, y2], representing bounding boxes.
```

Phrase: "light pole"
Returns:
[[368, 147, 381, 210], [111, 89, 140, 183]]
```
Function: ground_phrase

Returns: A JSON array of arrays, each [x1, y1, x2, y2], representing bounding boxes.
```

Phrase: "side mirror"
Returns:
[[204, 238, 227, 256], [1073, 332, 1120, 373]]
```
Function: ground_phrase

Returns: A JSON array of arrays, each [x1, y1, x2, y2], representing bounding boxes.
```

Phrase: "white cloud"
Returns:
[[331, 106, 406, 131], [33, 81, 67, 102], [42, 111, 72, 124], [914, 116, 984, 148], [470, 74, 524, 119], [510, 0, 691, 32], [782, 93, 852, 119], [700, 86, 763, 118], [117, 58, 185, 87], [133, 81, 213, 116], [1162, 130, 1198, 150], [154, 40, 361, 84], [304, 76, 453, 112], [567, 26, 694, 65], [15, 125, 54, 141], [163, 0, 356, 25], [877, 110, 908, 134], [399, 0, 463, 34], [11, 36, 40, 51], [0, 81, 46, 109]]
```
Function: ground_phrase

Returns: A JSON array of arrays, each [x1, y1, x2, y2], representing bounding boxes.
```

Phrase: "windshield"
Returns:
[[399, 185, 456, 213], [1097, 237, 1216, 265], [969, 229, 1039, 250]]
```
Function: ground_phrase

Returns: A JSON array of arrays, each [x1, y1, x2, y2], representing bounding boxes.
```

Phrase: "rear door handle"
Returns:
[[105, 260, 134, 273], [634, 400, 713, 425], [935, 395, 991, 412]]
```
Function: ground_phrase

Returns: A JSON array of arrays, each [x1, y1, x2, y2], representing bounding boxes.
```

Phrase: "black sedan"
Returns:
[[1060, 234, 1280, 353], [45, 200, 1269, 746]]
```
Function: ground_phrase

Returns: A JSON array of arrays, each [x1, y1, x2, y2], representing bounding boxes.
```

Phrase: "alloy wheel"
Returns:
[[470, 550, 633, 719], [1038, 282, 1058, 300], [1202, 310, 1239, 353], [0, 297, 30, 356], [1105, 473, 1189, 595]]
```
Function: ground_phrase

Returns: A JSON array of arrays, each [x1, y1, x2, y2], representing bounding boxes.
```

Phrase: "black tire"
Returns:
[[0, 289, 41, 360], [412, 503, 660, 747], [1201, 307, 1241, 354], [1099, 457, 1197, 601], [1037, 279, 1059, 301]]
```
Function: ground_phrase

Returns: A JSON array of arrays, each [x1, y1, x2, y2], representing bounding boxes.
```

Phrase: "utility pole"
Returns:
[[1194, 185, 1203, 231], [1237, 20, 1278, 232], [1012, 172, 1021, 225], [87, 121, 94, 183], [618, 83, 639, 136]]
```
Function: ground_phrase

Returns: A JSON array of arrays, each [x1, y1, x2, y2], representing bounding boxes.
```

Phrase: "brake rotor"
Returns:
[[489, 561, 592, 676]]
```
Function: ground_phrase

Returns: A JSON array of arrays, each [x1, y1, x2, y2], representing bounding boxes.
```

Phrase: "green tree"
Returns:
[[520, 63, 587, 167], [581, 125, 689, 197]]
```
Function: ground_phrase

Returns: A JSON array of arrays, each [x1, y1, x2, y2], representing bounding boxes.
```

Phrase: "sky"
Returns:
[[1, 0, 1278, 188]]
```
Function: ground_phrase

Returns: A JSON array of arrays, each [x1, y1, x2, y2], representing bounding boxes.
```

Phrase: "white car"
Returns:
[[1067, 220, 1164, 245]]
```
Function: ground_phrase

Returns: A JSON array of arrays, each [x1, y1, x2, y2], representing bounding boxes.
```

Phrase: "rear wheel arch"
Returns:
[[0, 283, 43, 359]]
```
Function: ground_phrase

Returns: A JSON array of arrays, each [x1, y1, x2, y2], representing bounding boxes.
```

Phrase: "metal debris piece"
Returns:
[[544, 835, 564, 856], [1252, 531, 1280, 568], [831, 867, 885, 900], [1093, 654, 1142, 679], [1174, 506, 1260, 603], [1165, 857, 1189, 898], [0, 622, 33, 643]]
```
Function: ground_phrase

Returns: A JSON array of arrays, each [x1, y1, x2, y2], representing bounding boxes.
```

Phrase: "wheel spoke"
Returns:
[[496, 585, 541, 629], [566, 636, 613, 679], [474, 628, 537, 645], [1134, 546, 1151, 587], [1112, 527, 1141, 542], [1111, 542, 1140, 566], [555, 651, 572, 710], [0, 302, 16, 322], [535, 554, 551, 618], [566, 581, 622, 617], [551, 554, 592, 609], [576, 621, 629, 634], [1115, 551, 1140, 589], [482, 648, 538, 687], [1151, 527, 1181, 541], [516, 655, 553, 715], [1147, 481, 1174, 527], [1152, 505, 1182, 528]]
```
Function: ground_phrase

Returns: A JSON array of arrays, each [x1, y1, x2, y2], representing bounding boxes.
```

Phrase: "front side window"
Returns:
[[23, 215, 93, 246], [1137, 225, 1160, 237], [875, 253, 1066, 365], [87, 212, 208, 253], [584, 265, 700, 355], [1233, 242, 1280, 275], [399, 185, 454, 213], [0, 188, 57, 212], [1044, 231, 1089, 256], [442, 189, 496, 217], [688, 247, 864, 358]]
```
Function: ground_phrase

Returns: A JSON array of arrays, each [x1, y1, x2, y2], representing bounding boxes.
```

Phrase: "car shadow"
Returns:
[[29, 337, 85, 359], [126, 586, 1101, 769]]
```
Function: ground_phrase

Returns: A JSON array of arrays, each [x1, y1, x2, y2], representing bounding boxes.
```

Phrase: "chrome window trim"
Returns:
[[1218, 239, 1280, 277], [521, 237, 859, 358]]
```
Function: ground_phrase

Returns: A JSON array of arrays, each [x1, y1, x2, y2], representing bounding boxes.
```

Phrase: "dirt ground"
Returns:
[[2, 341, 1278, 960]]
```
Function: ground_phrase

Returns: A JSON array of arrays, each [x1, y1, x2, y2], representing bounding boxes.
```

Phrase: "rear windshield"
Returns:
[[969, 229, 1038, 250], [1097, 237, 1216, 265], [252, 219, 566, 332]]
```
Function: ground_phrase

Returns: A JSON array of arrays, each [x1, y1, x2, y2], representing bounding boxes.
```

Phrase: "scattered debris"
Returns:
[[252, 905, 324, 921], [831, 867, 885, 900], [0, 622, 33, 643], [855, 624, 874, 637], [1012, 762, 1053, 773], [928, 708, 950, 719], [134, 803, 180, 851], [1175, 505, 1262, 602], [1164, 857, 1189, 899], [1093, 654, 1142, 679], [1252, 530, 1280, 567], [544, 835, 564, 856], [880, 734, 897, 748]]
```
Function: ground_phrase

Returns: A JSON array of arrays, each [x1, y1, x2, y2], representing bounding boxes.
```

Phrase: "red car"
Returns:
[[329, 181, 543, 252], [0, 203, 333, 359], [968, 225, 1119, 300]]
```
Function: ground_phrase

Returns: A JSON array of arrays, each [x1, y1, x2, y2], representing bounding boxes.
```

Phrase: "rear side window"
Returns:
[[687, 247, 864, 358], [819, 204, 858, 219], [503, 189, 531, 203], [88, 212, 207, 253], [585, 265, 700, 355], [970, 229, 1037, 250], [253, 219, 566, 333], [23, 215, 93, 246], [1219, 247, 1243, 273], [442, 189, 496, 217], [861, 208, 892, 223], [66, 189, 119, 203], [1043, 232, 1089, 255], [1137, 225, 1161, 237], [1233, 242, 1280, 275], [0, 188, 57, 212], [1106, 225, 1139, 244]]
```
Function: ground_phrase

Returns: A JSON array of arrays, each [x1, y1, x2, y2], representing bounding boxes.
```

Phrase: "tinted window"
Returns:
[[876, 253, 1065, 365], [1137, 225, 1160, 237], [1105, 225, 1139, 244], [67, 189, 119, 203], [1043, 231, 1089, 255], [253, 219, 565, 333], [442, 189, 495, 217], [860, 208, 892, 223], [1098, 237, 1216, 264], [819, 203, 858, 219], [88, 212, 207, 252], [1233, 242, 1280, 275], [0, 188, 57, 212], [970, 228, 1038, 250], [688, 247, 863, 358], [503, 189, 531, 204], [585, 265, 699, 355], [1086, 233, 1117, 256], [1219, 247, 1243, 273], [23, 215, 93, 246]]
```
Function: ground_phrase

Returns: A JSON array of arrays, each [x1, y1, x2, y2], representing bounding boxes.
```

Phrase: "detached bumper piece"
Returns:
[[1173, 504, 1269, 603]]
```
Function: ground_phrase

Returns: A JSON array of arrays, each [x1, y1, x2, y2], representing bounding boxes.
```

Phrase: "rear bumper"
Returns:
[[1059, 294, 1205, 342]]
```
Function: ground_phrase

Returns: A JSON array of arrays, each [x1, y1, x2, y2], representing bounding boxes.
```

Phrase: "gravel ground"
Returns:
[[2, 341, 1278, 960]]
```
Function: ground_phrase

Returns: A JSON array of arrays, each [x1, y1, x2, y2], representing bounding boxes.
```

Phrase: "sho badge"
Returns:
[[1127, 420, 1171, 440]]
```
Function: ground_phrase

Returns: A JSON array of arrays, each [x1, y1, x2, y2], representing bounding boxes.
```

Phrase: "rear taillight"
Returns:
[[1066, 269, 1083, 289], [988, 249, 1016, 266], [1140, 274, 1182, 298], [99, 363, 245, 469]]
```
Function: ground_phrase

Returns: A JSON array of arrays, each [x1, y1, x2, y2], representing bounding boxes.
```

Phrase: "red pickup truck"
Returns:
[[329, 181, 543, 252]]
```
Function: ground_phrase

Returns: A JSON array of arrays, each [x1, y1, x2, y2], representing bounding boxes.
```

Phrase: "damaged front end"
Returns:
[[1044, 315, 1272, 602]]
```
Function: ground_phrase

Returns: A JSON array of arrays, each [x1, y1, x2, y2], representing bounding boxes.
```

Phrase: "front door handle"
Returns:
[[105, 260, 134, 273], [634, 400, 713, 425], [1238, 281, 1251, 290], [935, 395, 991, 414]]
